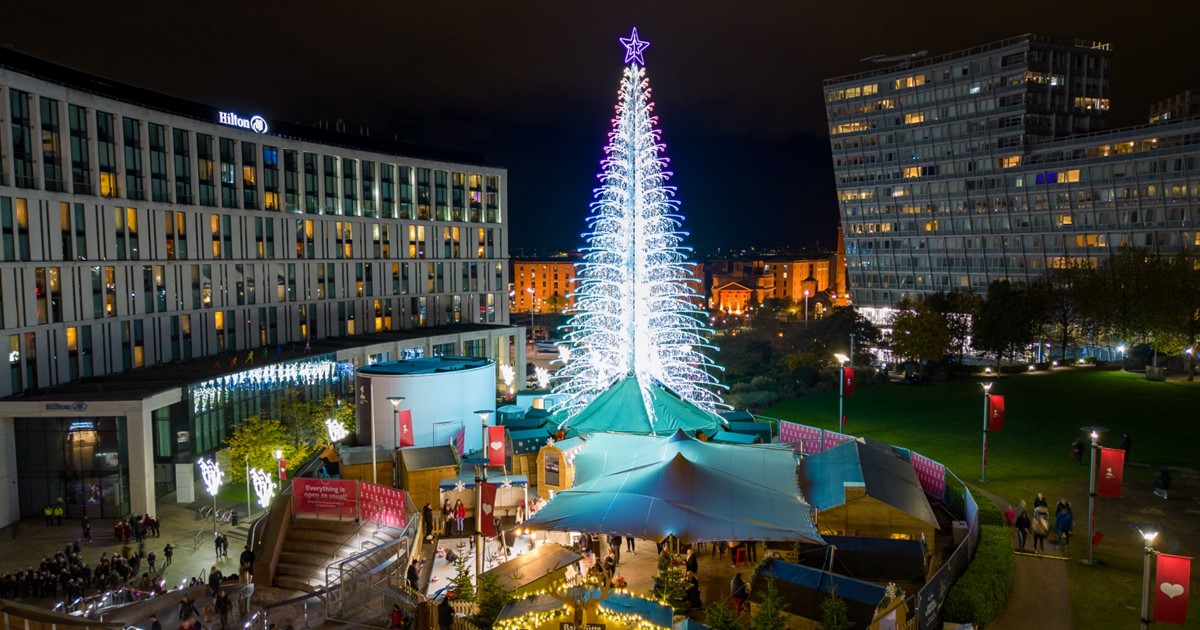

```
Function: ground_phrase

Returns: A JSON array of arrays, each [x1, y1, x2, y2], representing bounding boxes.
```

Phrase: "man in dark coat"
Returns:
[[406, 560, 420, 591], [437, 596, 454, 630]]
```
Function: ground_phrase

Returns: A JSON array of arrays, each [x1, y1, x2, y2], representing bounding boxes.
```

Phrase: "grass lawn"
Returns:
[[764, 367, 1200, 629]]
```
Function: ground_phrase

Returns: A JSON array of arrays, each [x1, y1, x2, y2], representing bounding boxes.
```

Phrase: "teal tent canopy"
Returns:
[[557, 377, 724, 437], [523, 430, 822, 544]]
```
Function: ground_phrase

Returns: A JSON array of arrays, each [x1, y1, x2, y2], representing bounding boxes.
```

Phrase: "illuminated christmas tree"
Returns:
[[553, 28, 723, 420]]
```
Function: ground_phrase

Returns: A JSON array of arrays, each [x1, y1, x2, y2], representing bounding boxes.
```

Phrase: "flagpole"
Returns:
[[980, 382, 992, 482], [1088, 430, 1099, 565], [1140, 529, 1157, 630]]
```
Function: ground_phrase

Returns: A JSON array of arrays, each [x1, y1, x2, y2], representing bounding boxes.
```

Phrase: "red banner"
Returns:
[[988, 395, 1005, 431], [479, 482, 497, 537], [843, 367, 855, 397], [279, 459, 288, 481], [452, 426, 465, 456], [487, 425, 506, 466], [1154, 553, 1191, 624], [1097, 447, 1126, 497], [293, 478, 358, 517], [398, 409, 414, 448]]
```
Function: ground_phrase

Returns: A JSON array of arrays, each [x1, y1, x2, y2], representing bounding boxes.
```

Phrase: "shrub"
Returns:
[[942, 524, 1014, 627]]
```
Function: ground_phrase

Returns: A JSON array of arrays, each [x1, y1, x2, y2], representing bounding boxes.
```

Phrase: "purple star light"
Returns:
[[619, 27, 650, 65]]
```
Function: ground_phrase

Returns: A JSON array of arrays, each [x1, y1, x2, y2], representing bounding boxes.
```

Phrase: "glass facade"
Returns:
[[15, 416, 130, 519]]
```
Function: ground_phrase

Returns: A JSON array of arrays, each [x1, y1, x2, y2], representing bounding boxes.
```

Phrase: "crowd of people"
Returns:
[[1007, 493, 1074, 553], [0, 540, 166, 602]]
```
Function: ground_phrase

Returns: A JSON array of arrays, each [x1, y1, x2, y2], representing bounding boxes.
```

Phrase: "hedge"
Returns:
[[941, 523, 1015, 627]]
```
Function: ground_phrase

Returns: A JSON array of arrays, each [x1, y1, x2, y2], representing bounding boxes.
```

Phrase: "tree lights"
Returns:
[[553, 28, 723, 421]]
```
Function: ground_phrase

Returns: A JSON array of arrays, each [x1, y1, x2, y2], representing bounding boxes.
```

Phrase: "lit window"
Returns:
[[100, 172, 117, 198], [998, 155, 1021, 168], [904, 113, 925, 125], [903, 167, 921, 178]]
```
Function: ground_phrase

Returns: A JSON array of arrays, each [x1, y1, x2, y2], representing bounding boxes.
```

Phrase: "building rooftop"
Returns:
[[357, 356, 492, 376], [1, 323, 518, 402]]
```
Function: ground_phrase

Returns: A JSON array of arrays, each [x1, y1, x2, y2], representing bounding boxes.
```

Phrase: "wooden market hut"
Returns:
[[536, 436, 585, 499], [509, 428, 551, 486], [749, 557, 906, 630], [337, 445, 394, 485], [480, 544, 583, 596], [799, 438, 939, 542], [397, 444, 459, 524]]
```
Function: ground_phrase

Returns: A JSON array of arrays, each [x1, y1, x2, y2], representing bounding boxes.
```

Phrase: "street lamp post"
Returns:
[[834, 353, 850, 434], [980, 382, 993, 482], [1083, 427, 1106, 564], [804, 289, 811, 326], [387, 396, 406, 449], [473, 409, 493, 582], [1139, 526, 1159, 630], [245, 456, 252, 519], [526, 287, 536, 341], [274, 449, 284, 482]]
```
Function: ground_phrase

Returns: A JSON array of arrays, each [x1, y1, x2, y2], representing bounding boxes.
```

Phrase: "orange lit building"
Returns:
[[512, 259, 707, 313], [709, 231, 849, 316]]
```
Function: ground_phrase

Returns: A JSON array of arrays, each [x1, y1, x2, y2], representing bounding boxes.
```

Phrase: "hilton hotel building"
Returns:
[[824, 34, 1200, 317], [0, 49, 522, 525]]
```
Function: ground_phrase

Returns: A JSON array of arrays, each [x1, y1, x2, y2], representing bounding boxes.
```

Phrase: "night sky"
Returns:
[[3, 2, 1198, 253]]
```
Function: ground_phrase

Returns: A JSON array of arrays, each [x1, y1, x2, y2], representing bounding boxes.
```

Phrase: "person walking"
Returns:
[[148, 551, 157, 573], [731, 572, 748, 616], [438, 596, 454, 630], [1031, 506, 1050, 553], [406, 559, 420, 591], [1119, 433, 1132, 461], [609, 535, 622, 564], [1070, 438, 1084, 465], [626, 535, 635, 554], [149, 614, 162, 630], [81, 515, 92, 542], [1014, 502, 1031, 551], [1033, 492, 1048, 510], [1055, 499, 1074, 548], [163, 543, 174, 569]]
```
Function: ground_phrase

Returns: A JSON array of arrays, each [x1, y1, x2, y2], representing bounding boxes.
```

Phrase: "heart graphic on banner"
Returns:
[[490, 441, 503, 451], [482, 503, 492, 514], [1160, 582, 1185, 599]]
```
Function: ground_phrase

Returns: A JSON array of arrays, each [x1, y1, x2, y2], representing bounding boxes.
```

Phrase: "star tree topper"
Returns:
[[619, 27, 649, 65]]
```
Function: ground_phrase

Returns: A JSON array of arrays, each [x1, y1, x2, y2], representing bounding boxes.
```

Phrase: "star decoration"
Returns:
[[501, 478, 513, 489], [454, 480, 466, 493], [619, 27, 650, 65]]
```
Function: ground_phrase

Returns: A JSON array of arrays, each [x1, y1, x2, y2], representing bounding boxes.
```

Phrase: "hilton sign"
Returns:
[[218, 111, 269, 134]]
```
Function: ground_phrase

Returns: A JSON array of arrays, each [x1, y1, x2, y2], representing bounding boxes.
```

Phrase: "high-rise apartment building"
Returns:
[[0, 49, 521, 525], [825, 34, 1200, 316]]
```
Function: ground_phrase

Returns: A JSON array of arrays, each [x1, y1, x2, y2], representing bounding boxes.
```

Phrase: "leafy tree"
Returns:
[[1145, 252, 1200, 377], [314, 392, 356, 440], [704, 598, 743, 630], [225, 416, 298, 484], [974, 280, 1036, 365], [889, 298, 951, 365], [821, 585, 854, 630], [472, 572, 514, 629], [1028, 262, 1090, 362], [448, 542, 475, 601], [1077, 247, 1154, 353], [750, 577, 787, 630], [926, 290, 981, 363]]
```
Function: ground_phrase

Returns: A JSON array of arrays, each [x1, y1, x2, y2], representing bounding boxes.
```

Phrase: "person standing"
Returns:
[[438, 596, 454, 630], [163, 543, 174, 569], [1119, 433, 1132, 461], [1070, 438, 1084, 465], [440, 500, 452, 536], [1031, 506, 1050, 553], [454, 500, 466, 535], [406, 559, 420, 591], [1014, 502, 1031, 552], [240, 546, 256, 580], [731, 572, 747, 616], [626, 535, 635, 554], [422, 503, 434, 541], [391, 604, 405, 630], [609, 535, 622, 564], [81, 516, 92, 542], [149, 614, 162, 630], [1055, 499, 1074, 548], [684, 547, 698, 575], [148, 551, 157, 573]]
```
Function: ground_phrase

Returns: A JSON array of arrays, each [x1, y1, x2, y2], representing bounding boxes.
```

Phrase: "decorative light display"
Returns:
[[190, 357, 350, 414], [535, 366, 551, 390], [553, 27, 724, 421], [325, 417, 349, 443], [198, 458, 223, 497], [492, 575, 669, 630], [499, 364, 516, 388], [249, 467, 276, 509]]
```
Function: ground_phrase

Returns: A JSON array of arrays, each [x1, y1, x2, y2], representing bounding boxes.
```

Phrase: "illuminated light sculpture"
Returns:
[[249, 467, 276, 509], [499, 364, 516, 389], [535, 366, 551, 390], [552, 27, 724, 420], [325, 417, 349, 443], [198, 458, 223, 531]]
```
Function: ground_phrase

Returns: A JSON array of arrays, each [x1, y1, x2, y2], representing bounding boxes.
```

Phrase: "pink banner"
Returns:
[[779, 421, 853, 455], [360, 482, 408, 528], [293, 478, 358, 517], [911, 452, 946, 500]]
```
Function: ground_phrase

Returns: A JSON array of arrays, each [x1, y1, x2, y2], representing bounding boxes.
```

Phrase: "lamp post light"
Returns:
[[473, 408, 494, 581], [1081, 426, 1107, 564], [526, 287, 537, 341], [387, 396, 406, 449], [198, 458, 223, 533], [1138, 525, 1160, 630], [980, 382, 994, 482], [803, 289, 811, 326], [834, 353, 850, 434]]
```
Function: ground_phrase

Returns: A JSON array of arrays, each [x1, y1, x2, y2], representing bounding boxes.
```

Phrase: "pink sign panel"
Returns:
[[360, 483, 408, 528], [911, 452, 946, 500], [779, 421, 853, 454], [293, 478, 358, 517]]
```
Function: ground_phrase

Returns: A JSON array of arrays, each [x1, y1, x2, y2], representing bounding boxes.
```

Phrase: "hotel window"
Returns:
[[830, 122, 869, 135], [336, 221, 354, 259], [903, 112, 925, 125], [123, 117, 145, 201], [342, 158, 358, 216], [303, 152, 320, 213], [903, 166, 921, 179], [254, 217, 274, 259], [296, 219, 314, 259], [408, 225, 426, 259], [443, 227, 460, 258], [416, 168, 431, 220], [211, 214, 233, 259], [399, 166, 415, 219], [323, 155, 340, 214], [361, 161, 376, 217], [40, 97, 65, 192], [9, 90, 35, 189], [241, 142, 258, 209], [219, 138, 238, 208], [998, 155, 1021, 169], [262, 145, 279, 211], [148, 123, 169, 202], [468, 174, 483, 222], [451, 172, 466, 221], [97, 112, 118, 197], [486, 175, 500, 223], [173, 129, 193, 204], [197, 133, 215, 206], [283, 149, 300, 212], [435, 170, 450, 221], [893, 73, 927, 89], [380, 163, 396, 218], [68, 105, 93, 195]]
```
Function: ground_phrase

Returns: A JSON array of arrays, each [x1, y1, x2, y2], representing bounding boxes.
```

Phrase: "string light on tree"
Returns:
[[553, 27, 724, 420]]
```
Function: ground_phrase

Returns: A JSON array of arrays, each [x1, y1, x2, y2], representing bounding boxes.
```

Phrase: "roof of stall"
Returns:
[[557, 377, 724, 437]]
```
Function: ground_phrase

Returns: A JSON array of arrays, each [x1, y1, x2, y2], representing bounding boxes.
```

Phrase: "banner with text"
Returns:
[[293, 478, 359, 517]]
